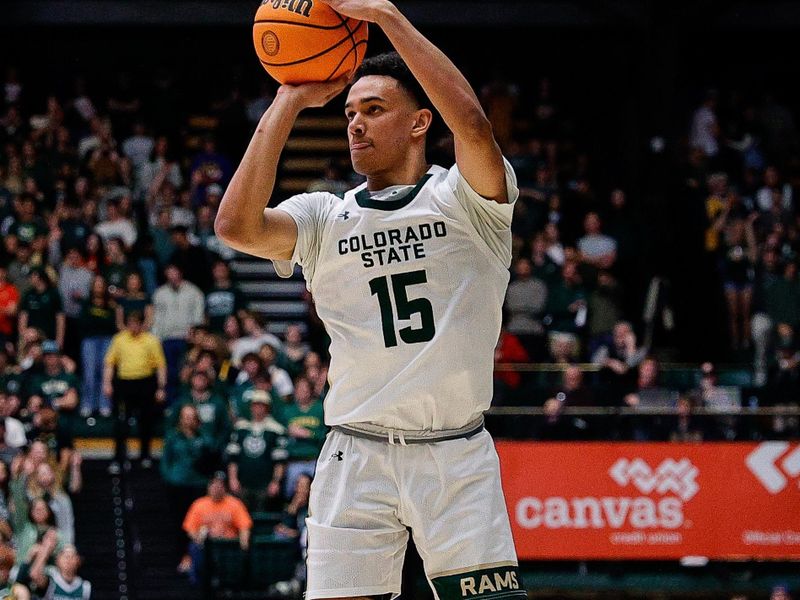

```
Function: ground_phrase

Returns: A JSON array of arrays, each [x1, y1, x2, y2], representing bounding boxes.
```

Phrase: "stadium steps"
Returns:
[[278, 114, 349, 197], [126, 461, 197, 600], [230, 258, 308, 336], [73, 460, 130, 599]]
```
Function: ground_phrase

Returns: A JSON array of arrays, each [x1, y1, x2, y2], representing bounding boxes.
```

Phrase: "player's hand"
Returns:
[[277, 77, 349, 111], [318, 0, 389, 22]]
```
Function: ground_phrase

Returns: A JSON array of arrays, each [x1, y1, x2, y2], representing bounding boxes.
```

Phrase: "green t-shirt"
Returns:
[[27, 370, 79, 406], [41, 565, 92, 599], [21, 287, 62, 338], [168, 393, 231, 451], [9, 218, 48, 245], [160, 430, 216, 488], [283, 400, 326, 460], [226, 418, 288, 489]]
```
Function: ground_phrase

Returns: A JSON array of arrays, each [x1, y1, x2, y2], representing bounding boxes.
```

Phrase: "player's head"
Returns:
[[345, 52, 433, 177]]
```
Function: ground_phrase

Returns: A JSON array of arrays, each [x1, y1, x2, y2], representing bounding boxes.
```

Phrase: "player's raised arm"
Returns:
[[321, 0, 508, 203], [215, 79, 348, 259]]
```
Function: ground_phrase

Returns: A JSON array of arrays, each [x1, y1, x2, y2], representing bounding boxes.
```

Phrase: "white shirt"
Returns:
[[274, 160, 518, 430], [690, 105, 718, 156]]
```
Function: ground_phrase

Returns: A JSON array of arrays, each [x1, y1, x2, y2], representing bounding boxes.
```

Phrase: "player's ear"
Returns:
[[410, 108, 433, 139]]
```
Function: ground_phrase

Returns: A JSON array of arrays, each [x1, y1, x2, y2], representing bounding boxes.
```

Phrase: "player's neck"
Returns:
[[365, 157, 429, 192]]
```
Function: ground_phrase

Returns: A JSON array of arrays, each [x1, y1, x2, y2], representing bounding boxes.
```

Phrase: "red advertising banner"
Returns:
[[496, 442, 800, 560]]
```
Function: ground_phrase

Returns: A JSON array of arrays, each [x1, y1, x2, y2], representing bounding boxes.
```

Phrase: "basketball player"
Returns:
[[216, 1, 525, 598]]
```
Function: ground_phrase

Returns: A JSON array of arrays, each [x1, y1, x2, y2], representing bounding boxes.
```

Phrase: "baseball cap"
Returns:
[[42, 340, 60, 355], [247, 389, 271, 405]]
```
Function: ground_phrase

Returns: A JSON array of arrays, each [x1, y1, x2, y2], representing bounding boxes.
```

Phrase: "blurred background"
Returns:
[[1, 1, 799, 599]]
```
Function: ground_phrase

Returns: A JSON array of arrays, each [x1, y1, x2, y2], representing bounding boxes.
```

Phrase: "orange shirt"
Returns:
[[183, 495, 253, 539]]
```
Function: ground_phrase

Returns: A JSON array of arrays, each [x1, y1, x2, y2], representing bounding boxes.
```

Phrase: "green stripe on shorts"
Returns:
[[431, 566, 527, 599]]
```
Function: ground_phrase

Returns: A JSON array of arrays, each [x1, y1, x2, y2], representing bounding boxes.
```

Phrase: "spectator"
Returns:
[[115, 271, 153, 331], [182, 471, 252, 585], [28, 407, 81, 492], [8, 194, 47, 247], [0, 265, 19, 348], [771, 585, 792, 600], [168, 370, 230, 456], [577, 212, 617, 271], [79, 275, 117, 417], [25, 340, 79, 429], [624, 358, 676, 440], [168, 225, 212, 292], [666, 395, 705, 442], [136, 135, 183, 203], [721, 217, 757, 350], [504, 258, 547, 357], [94, 197, 137, 250], [18, 268, 64, 350], [101, 237, 130, 300], [544, 261, 586, 362], [152, 264, 204, 403], [205, 260, 244, 334], [593, 321, 647, 405], [103, 310, 167, 473], [7, 241, 35, 299], [160, 404, 214, 575], [230, 312, 282, 368], [282, 376, 325, 501], [587, 270, 623, 354], [122, 121, 154, 169], [551, 365, 595, 407], [26, 462, 75, 545], [493, 326, 529, 406], [81, 233, 104, 274], [10, 498, 61, 568], [281, 324, 310, 378], [28, 543, 91, 600], [57, 247, 93, 361], [704, 173, 730, 254], [226, 389, 288, 512], [230, 352, 266, 421], [259, 343, 294, 402], [0, 545, 30, 600], [689, 89, 720, 159], [756, 165, 793, 213]]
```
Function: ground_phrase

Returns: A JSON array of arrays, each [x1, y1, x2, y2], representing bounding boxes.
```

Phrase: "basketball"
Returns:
[[253, 0, 368, 85]]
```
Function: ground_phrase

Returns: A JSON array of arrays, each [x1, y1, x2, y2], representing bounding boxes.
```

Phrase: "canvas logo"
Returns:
[[609, 458, 699, 501], [514, 456, 695, 531], [746, 442, 800, 494]]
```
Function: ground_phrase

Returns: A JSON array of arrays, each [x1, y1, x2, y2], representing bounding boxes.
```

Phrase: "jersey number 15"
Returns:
[[369, 269, 436, 348]]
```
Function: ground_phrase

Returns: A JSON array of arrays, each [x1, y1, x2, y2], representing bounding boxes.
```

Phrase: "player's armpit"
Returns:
[[218, 207, 298, 261]]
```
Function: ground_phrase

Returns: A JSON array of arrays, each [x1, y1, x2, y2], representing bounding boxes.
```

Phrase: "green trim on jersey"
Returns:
[[431, 565, 525, 600], [354, 174, 433, 211]]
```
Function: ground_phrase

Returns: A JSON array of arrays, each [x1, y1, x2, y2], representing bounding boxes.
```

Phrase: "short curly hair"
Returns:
[[352, 52, 431, 110]]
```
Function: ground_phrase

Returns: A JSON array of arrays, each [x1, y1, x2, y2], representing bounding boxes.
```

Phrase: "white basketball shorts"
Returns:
[[305, 428, 525, 599]]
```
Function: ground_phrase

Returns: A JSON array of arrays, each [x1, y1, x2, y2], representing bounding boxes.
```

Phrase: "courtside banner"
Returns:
[[496, 442, 800, 559]]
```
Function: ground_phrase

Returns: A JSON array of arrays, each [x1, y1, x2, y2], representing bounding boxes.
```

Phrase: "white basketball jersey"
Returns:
[[274, 160, 518, 430]]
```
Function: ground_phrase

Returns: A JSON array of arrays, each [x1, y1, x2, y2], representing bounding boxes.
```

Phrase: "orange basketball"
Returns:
[[253, 0, 368, 85]]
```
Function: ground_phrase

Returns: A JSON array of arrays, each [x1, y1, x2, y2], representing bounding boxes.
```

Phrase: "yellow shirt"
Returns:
[[104, 331, 167, 380]]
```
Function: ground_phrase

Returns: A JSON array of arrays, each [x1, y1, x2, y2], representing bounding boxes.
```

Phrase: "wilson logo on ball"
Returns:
[[261, 31, 280, 56], [264, 0, 313, 17]]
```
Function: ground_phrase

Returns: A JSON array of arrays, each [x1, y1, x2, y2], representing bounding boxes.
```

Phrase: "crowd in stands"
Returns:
[[1, 55, 799, 596]]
